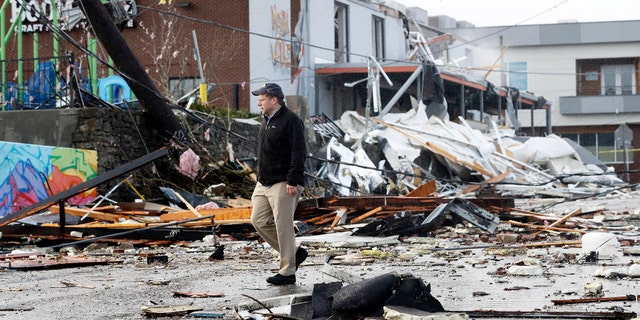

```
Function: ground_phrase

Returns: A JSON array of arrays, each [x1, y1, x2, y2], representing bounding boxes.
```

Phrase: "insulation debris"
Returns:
[[309, 104, 625, 198]]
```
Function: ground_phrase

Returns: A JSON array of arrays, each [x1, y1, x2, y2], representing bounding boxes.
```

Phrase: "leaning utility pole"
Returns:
[[79, 0, 189, 143]]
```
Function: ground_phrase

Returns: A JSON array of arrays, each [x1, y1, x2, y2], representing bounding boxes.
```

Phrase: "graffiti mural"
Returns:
[[0, 142, 98, 217]]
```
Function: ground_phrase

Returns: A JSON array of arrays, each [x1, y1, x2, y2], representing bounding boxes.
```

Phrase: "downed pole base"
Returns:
[[551, 294, 639, 305], [452, 309, 637, 319]]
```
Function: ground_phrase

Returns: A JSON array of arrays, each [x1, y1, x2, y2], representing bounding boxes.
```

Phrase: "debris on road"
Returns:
[[172, 291, 225, 298], [140, 304, 203, 317], [1, 101, 639, 320]]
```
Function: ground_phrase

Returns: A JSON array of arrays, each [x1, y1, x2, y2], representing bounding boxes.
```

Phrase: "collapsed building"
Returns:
[[305, 37, 623, 199], [309, 102, 623, 198]]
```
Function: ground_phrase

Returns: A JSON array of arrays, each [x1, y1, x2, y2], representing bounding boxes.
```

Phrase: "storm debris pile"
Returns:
[[1, 104, 639, 319], [307, 104, 624, 198]]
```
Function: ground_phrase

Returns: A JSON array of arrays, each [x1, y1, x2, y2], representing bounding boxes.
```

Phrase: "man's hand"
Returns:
[[286, 184, 298, 196]]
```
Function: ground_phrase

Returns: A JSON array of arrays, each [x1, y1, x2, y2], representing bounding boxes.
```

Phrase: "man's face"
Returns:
[[257, 94, 278, 116]]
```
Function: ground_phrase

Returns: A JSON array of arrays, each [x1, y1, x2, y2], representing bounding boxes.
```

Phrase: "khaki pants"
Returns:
[[250, 181, 302, 276]]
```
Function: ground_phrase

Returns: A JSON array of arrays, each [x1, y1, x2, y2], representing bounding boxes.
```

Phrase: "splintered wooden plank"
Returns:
[[43, 219, 225, 229], [171, 219, 250, 227], [546, 208, 582, 228], [462, 170, 512, 194], [535, 208, 582, 234], [48, 206, 126, 223], [524, 240, 582, 248], [41, 222, 147, 229], [316, 216, 341, 226], [170, 189, 202, 217], [303, 211, 338, 224], [330, 208, 348, 229], [87, 205, 161, 216], [298, 197, 513, 222], [0, 148, 169, 227], [312, 206, 436, 227], [378, 205, 437, 212], [141, 305, 203, 317], [507, 220, 586, 234], [350, 206, 383, 224], [327, 196, 438, 209], [158, 206, 252, 222], [405, 180, 437, 197]]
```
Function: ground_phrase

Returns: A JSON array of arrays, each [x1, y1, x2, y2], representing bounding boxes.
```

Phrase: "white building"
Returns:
[[434, 19, 640, 178], [249, 0, 410, 118]]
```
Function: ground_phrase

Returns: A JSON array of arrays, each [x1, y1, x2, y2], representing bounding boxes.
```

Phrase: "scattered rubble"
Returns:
[[0, 201, 638, 319], [1, 104, 640, 319]]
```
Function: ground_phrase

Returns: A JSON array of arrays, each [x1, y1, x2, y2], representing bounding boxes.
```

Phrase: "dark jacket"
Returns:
[[256, 106, 306, 186]]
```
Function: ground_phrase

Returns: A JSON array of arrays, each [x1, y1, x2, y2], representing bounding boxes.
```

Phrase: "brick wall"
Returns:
[[3, 0, 252, 111]]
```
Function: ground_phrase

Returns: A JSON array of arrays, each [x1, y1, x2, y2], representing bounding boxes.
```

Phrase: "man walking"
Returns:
[[250, 83, 308, 285]]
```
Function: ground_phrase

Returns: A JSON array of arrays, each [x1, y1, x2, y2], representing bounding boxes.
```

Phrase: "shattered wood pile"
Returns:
[[294, 192, 511, 234], [0, 138, 639, 319], [0, 148, 255, 245], [0, 103, 635, 249], [0, 200, 254, 246]]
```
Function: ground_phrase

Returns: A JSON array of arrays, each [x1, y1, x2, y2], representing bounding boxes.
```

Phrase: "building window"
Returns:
[[334, 3, 348, 63], [564, 132, 632, 164], [601, 64, 636, 95], [169, 77, 198, 100], [576, 58, 637, 96], [372, 15, 384, 60], [508, 61, 527, 91]]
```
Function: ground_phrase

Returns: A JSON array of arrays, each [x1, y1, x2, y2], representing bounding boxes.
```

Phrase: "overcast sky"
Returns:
[[393, 0, 640, 27]]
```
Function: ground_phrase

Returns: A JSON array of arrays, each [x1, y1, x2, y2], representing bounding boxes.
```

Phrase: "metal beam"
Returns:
[[459, 84, 465, 119], [79, 0, 188, 142], [379, 65, 423, 117]]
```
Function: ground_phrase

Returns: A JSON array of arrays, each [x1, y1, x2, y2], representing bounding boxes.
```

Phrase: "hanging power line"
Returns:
[[440, 0, 570, 52], [138, 2, 591, 80], [9, 0, 586, 98]]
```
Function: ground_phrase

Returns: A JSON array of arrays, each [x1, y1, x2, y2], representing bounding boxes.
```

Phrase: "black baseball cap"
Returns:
[[251, 83, 284, 99]]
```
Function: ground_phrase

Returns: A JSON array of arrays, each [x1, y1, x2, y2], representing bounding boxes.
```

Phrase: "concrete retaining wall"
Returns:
[[0, 108, 260, 199]]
